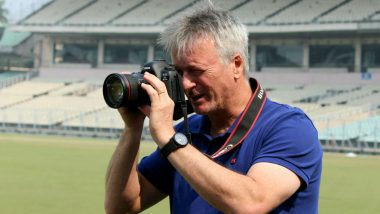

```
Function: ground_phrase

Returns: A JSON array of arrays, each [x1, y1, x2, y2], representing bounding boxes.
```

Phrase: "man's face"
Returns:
[[172, 38, 237, 115]]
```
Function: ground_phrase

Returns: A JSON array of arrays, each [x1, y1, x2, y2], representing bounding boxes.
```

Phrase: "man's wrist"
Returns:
[[123, 121, 144, 133], [158, 130, 176, 148], [160, 132, 189, 158], [122, 127, 143, 142]]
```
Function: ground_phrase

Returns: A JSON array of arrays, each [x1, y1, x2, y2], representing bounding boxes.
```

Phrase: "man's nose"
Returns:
[[181, 72, 195, 91]]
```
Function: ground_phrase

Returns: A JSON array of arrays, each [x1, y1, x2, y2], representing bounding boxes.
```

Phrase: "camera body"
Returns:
[[103, 60, 191, 120]]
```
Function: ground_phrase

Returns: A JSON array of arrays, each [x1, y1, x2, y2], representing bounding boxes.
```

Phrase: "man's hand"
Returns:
[[139, 72, 176, 146], [117, 107, 145, 132]]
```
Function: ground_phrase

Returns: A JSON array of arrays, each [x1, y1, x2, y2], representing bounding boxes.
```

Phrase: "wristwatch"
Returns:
[[160, 132, 188, 158]]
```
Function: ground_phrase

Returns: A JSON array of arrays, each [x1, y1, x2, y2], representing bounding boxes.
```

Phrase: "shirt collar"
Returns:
[[188, 77, 259, 138], [189, 113, 240, 139]]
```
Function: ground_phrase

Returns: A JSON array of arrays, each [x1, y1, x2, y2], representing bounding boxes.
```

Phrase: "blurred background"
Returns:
[[0, 0, 379, 213]]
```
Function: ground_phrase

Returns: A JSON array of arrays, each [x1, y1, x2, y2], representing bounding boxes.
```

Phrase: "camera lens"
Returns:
[[103, 72, 148, 108], [107, 76, 124, 104], [103, 73, 130, 108]]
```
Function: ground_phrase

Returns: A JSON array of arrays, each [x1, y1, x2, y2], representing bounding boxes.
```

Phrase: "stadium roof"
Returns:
[[10, 0, 380, 34], [0, 26, 30, 52], [0, 27, 30, 46]]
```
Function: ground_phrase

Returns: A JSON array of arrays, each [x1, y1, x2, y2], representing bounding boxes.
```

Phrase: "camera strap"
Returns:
[[210, 78, 267, 159]]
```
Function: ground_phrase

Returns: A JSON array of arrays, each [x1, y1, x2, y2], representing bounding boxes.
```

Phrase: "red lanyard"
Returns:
[[211, 78, 267, 159]]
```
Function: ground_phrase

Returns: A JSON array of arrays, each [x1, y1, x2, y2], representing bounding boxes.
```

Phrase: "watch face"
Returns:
[[174, 133, 188, 146]]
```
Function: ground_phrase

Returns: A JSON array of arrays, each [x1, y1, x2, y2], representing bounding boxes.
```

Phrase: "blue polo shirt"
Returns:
[[138, 98, 323, 214]]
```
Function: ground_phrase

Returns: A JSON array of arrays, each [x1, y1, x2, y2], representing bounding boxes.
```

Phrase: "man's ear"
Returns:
[[232, 54, 244, 79]]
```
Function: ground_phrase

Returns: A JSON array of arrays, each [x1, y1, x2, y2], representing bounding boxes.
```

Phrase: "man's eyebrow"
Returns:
[[174, 64, 202, 71]]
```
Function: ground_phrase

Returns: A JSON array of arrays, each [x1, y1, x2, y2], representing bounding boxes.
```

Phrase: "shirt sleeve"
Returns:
[[252, 110, 323, 190], [137, 122, 188, 195], [138, 147, 175, 194]]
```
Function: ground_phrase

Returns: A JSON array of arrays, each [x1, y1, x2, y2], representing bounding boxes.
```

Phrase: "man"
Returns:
[[105, 5, 322, 214]]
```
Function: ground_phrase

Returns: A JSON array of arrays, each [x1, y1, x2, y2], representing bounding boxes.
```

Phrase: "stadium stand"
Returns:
[[63, 0, 144, 25], [111, 0, 194, 25], [0, 70, 38, 88], [62, 107, 122, 129], [0, 80, 64, 96], [266, 0, 347, 24], [61, 107, 152, 139], [360, 116, 380, 143], [15, 0, 380, 29], [162, 0, 247, 24], [0, 78, 114, 136], [266, 84, 327, 104], [36, 67, 128, 82], [0, 95, 104, 125], [319, 115, 380, 153], [48, 81, 100, 96], [315, 86, 376, 106], [231, 0, 297, 24], [0, 71, 25, 84], [0, 94, 31, 109], [318, 0, 380, 23], [23, 0, 95, 25], [0, 77, 149, 138], [348, 89, 380, 109], [254, 72, 380, 154], [1, 70, 380, 150]]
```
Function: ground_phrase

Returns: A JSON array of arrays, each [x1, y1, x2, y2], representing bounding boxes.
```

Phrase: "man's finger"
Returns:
[[143, 72, 167, 94]]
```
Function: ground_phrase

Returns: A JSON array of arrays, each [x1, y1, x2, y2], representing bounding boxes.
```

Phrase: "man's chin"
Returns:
[[191, 104, 210, 115]]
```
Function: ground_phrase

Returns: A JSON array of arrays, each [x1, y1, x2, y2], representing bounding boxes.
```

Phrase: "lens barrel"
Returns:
[[103, 72, 149, 108], [103, 73, 130, 108]]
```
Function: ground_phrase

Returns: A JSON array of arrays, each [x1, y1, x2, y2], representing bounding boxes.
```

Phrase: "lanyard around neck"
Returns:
[[210, 78, 267, 159]]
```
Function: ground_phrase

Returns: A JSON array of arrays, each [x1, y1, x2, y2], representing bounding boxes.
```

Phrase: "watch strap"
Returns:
[[160, 136, 178, 158]]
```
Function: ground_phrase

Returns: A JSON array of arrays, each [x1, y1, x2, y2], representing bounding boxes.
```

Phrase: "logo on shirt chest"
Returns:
[[230, 157, 237, 165]]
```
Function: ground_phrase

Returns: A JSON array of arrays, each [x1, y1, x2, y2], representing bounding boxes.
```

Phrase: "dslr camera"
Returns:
[[103, 60, 192, 120]]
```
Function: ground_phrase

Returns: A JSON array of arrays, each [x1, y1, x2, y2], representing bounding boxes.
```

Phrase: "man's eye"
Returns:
[[176, 70, 184, 76], [191, 70, 203, 76], [174, 66, 183, 76]]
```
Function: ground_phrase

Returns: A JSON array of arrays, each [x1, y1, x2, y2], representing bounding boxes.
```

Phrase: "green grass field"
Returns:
[[1, 133, 379, 213]]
